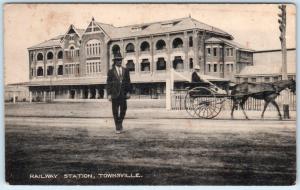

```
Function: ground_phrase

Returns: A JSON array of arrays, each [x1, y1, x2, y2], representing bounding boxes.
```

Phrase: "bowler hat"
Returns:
[[113, 52, 123, 60]]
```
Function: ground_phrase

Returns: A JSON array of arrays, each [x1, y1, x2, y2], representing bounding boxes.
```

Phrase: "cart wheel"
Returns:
[[185, 87, 224, 119], [194, 96, 224, 119], [184, 92, 199, 117]]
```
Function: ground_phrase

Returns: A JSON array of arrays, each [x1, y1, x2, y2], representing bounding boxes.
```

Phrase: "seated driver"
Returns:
[[191, 65, 204, 83]]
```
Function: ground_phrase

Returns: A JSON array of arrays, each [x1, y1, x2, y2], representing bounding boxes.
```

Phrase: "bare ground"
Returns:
[[5, 102, 296, 185]]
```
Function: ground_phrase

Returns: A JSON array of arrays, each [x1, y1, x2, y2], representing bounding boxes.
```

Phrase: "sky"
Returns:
[[3, 3, 296, 84]]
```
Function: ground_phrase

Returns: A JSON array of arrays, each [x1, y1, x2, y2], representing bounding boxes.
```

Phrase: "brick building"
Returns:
[[27, 17, 253, 101]]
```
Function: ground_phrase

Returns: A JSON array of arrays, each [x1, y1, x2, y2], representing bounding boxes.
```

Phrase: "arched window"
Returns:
[[86, 39, 101, 57], [172, 38, 183, 48], [126, 43, 135, 53], [57, 51, 63, 59], [141, 59, 150, 71], [157, 58, 166, 70], [47, 52, 53, 60], [126, 60, 135, 72], [112, 44, 120, 55], [173, 56, 184, 70], [37, 67, 44, 76], [140, 41, 150, 51], [37, 53, 43, 61], [156, 40, 166, 50]]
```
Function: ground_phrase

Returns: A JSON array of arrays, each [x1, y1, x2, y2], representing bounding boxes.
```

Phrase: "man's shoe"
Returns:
[[115, 130, 121, 134]]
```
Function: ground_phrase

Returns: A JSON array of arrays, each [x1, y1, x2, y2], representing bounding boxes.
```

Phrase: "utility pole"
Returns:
[[278, 4, 289, 119]]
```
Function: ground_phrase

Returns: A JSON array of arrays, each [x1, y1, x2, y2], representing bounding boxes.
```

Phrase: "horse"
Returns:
[[230, 79, 296, 120]]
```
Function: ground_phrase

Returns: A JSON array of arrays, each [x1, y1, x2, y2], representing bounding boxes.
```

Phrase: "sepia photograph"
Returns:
[[4, 3, 296, 185]]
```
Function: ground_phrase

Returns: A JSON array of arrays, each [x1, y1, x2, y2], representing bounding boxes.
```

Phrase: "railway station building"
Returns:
[[27, 17, 254, 101]]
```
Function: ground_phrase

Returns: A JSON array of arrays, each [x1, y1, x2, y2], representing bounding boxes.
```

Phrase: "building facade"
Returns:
[[27, 17, 253, 101], [235, 49, 296, 83]]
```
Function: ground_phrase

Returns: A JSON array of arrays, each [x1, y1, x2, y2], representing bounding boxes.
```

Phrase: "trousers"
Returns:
[[111, 97, 127, 130]]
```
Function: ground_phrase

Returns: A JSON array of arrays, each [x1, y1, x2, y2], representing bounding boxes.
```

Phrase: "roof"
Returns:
[[76, 28, 85, 37], [28, 35, 63, 49], [28, 25, 85, 50], [29, 17, 233, 50], [205, 37, 254, 52], [95, 17, 233, 40]]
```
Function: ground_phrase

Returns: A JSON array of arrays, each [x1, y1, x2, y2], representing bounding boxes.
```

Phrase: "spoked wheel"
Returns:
[[193, 96, 224, 119], [184, 93, 199, 117], [184, 87, 225, 119]]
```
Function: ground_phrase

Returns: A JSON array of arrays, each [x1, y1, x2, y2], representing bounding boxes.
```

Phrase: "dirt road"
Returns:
[[5, 114, 296, 185]]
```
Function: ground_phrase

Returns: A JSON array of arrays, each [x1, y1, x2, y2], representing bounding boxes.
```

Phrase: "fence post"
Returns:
[[166, 79, 171, 110]]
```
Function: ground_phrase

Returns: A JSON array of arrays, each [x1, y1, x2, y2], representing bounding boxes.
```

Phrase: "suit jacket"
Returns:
[[106, 66, 132, 99], [191, 71, 204, 83]]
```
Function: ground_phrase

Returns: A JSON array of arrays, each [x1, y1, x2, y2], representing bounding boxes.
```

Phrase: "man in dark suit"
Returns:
[[191, 65, 203, 83], [106, 52, 132, 134]]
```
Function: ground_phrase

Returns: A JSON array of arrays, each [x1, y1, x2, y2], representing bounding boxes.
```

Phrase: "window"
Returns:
[[243, 78, 248, 82], [47, 52, 53, 60], [125, 43, 135, 53], [126, 60, 135, 72], [65, 64, 79, 75], [251, 78, 256, 82], [213, 64, 217, 72], [140, 41, 150, 51], [68, 46, 78, 58], [173, 56, 184, 70], [37, 67, 43, 76], [219, 47, 223, 57], [86, 61, 101, 74], [57, 65, 63, 75], [65, 65, 69, 75], [213, 48, 217, 56], [172, 38, 183, 48], [208, 64, 211, 72], [57, 51, 63, 59], [156, 40, 166, 50], [189, 36, 193, 47], [264, 77, 270, 82], [207, 47, 211, 56], [227, 48, 233, 56], [86, 39, 101, 57], [157, 58, 166, 70], [227, 64, 233, 72], [47, 66, 54, 75], [30, 53, 34, 62], [37, 53, 43, 61], [189, 58, 193, 69], [220, 64, 223, 72], [112, 44, 120, 55], [31, 69, 34, 76], [141, 59, 150, 71]]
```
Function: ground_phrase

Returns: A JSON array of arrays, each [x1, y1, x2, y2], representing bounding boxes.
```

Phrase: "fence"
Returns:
[[171, 90, 296, 111]]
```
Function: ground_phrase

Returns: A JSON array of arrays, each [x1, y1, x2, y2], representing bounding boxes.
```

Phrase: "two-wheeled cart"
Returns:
[[184, 82, 230, 119]]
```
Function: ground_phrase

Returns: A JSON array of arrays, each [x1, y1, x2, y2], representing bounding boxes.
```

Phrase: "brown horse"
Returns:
[[230, 79, 296, 120]]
